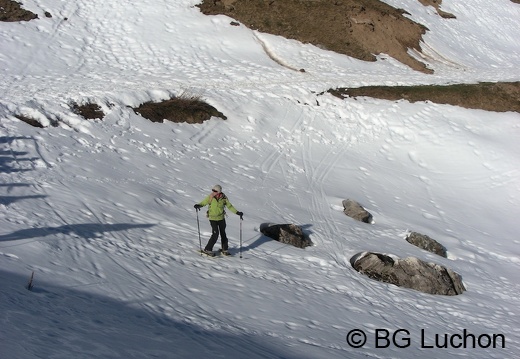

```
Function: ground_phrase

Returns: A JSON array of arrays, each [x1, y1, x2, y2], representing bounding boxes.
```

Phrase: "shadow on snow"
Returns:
[[0, 223, 156, 242], [0, 270, 315, 359]]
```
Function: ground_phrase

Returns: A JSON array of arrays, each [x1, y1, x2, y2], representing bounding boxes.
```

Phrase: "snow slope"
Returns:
[[1, 0, 519, 358]]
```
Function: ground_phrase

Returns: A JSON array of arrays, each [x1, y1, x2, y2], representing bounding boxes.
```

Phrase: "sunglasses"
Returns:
[[212, 190, 218, 193]]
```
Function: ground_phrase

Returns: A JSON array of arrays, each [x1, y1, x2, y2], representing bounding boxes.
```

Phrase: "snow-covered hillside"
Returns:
[[1, 1, 519, 358]]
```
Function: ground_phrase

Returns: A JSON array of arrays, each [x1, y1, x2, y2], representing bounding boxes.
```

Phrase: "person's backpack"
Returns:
[[206, 193, 227, 218]]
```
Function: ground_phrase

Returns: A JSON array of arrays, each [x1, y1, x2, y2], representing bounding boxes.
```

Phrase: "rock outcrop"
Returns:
[[342, 199, 373, 223], [352, 252, 465, 295], [406, 231, 447, 257], [260, 223, 312, 248]]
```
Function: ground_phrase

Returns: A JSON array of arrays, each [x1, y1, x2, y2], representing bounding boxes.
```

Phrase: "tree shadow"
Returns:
[[0, 183, 32, 188], [0, 136, 37, 173], [0, 194, 47, 206], [1, 270, 318, 359], [0, 223, 155, 242], [0, 150, 34, 173], [1, 137, 40, 206], [0, 184, 40, 205]]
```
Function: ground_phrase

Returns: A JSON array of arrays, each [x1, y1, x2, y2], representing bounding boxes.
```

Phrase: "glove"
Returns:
[[237, 211, 243, 218], [194, 204, 202, 210]]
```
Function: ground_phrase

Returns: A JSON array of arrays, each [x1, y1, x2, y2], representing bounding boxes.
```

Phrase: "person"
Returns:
[[194, 184, 243, 256]]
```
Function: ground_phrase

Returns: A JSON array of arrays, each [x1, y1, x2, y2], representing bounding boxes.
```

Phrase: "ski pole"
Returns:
[[196, 207, 202, 254], [239, 215, 243, 259]]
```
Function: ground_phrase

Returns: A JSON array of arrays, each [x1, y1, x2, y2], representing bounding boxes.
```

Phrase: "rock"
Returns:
[[352, 252, 465, 296], [406, 231, 447, 257], [260, 223, 312, 248], [342, 199, 373, 223]]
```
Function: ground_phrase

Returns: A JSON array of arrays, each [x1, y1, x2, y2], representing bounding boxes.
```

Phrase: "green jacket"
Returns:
[[198, 192, 238, 221]]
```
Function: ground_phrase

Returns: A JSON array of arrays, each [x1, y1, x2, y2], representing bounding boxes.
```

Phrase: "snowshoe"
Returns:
[[199, 249, 216, 257], [219, 249, 231, 256]]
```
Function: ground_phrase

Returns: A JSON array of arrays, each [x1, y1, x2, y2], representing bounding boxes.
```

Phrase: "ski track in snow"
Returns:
[[1, 1, 520, 358], [2, 92, 520, 358]]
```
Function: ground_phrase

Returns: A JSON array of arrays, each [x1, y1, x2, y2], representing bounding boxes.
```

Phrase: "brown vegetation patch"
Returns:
[[72, 102, 105, 120], [328, 82, 520, 113], [198, 0, 432, 73], [0, 0, 37, 22], [14, 115, 43, 128], [133, 95, 227, 124], [14, 114, 59, 127]]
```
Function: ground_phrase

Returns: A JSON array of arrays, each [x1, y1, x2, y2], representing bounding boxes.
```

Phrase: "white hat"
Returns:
[[212, 184, 222, 193]]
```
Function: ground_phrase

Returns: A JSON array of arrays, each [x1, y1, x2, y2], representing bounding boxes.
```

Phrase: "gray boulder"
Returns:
[[260, 223, 312, 248], [342, 199, 373, 223], [406, 231, 447, 257], [352, 252, 465, 296]]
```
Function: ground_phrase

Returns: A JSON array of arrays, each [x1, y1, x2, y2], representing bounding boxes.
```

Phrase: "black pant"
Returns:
[[205, 219, 228, 251]]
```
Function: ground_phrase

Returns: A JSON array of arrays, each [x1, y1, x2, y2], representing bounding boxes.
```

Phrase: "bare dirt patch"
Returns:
[[198, 0, 433, 74], [0, 0, 37, 22], [328, 82, 520, 113], [132, 95, 227, 124], [198, 1, 518, 113]]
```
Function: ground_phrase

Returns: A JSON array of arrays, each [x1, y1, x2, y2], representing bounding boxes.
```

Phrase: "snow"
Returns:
[[1, 0, 519, 358]]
